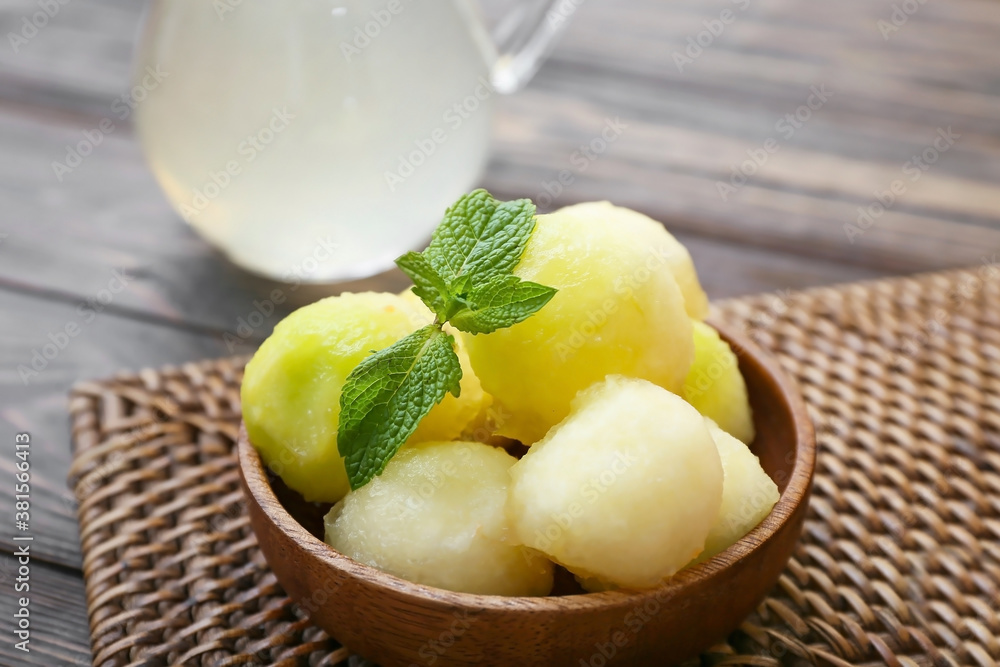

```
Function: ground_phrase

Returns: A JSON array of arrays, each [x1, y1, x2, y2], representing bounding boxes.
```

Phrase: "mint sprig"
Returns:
[[337, 189, 557, 490], [338, 325, 462, 490]]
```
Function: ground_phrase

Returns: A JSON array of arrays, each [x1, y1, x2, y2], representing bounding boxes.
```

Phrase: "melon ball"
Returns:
[[462, 203, 696, 444], [699, 421, 779, 561], [684, 320, 755, 444], [325, 441, 554, 596], [507, 376, 723, 589], [241, 292, 486, 504], [547, 202, 709, 319]]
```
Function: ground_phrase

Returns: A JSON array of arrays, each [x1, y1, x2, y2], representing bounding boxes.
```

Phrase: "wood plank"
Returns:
[[4, 0, 1000, 111], [674, 231, 892, 300], [0, 0, 996, 271], [483, 62, 1000, 272], [0, 97, 886, 334], [0, 553, 91, 666], [0, 99, 301, 335], [0, 0, 1000, 324], [0, 0, 995, 324], [0, 1, 990, 662], [0, 288, 231, 568], [0, 0, 143, 116]]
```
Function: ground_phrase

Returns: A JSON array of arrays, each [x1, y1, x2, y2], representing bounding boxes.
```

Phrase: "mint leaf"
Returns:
[[449, 275, 558, 335], [337, 325, 462, 490], [340, 189, 558, 491], [396, 251, 450, 321], [425, 189, 537, 285]]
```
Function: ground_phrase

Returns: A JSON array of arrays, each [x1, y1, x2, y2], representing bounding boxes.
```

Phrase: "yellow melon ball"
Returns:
[[325, 441, 554, 596], [241, 292, 485, 504], [462, 204, 695, 444], [507, 376, 723, 589], [546, 202, 709, 319], [699, 420, 779, 561], [684, 320, 755, 444]]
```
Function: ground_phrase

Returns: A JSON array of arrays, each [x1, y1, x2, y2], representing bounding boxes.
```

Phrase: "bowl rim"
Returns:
[[238, 318, 816, 612]]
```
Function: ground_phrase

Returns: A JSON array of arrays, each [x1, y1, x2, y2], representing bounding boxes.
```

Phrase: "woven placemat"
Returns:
[[68, 266, 1000, 667]]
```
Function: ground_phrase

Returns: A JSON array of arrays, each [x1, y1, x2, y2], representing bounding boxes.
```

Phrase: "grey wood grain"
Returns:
[[0, 0, 991, 534], [0, 553, 91, 666], [0, 0, 993, 660], [484, 61, 1000, 271], [0, 99, 894, 338], [0, 0, 143, 115], [0, 287, 231, 568], [1, 0, 996, 315]]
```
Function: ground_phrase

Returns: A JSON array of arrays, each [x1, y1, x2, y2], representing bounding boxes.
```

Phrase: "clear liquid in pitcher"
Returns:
[[134, 0, 496, 281]]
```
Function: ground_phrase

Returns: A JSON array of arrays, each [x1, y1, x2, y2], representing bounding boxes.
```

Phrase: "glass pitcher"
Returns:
[[132, 0, 577, 282]]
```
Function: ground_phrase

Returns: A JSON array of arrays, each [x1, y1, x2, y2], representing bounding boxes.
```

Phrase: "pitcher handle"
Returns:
[[487, 0, 582, 94]]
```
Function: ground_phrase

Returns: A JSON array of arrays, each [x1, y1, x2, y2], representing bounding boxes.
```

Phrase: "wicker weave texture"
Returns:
[[68, 266, 1000, 666]]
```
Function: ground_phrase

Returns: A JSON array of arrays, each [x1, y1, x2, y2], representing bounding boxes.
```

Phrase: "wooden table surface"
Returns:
[[1, 0, 998, 664]]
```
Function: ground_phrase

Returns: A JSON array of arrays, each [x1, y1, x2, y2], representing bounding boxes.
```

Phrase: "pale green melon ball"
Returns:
[[507, 376, 723, 589], [325, 441, 554, 596], [684, 320, 755, 444], [698, 420, 779, 561], [241, 292, 486, 504]]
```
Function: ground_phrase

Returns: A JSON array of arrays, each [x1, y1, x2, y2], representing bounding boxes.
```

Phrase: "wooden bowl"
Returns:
[[238, 320, 815, 666]]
